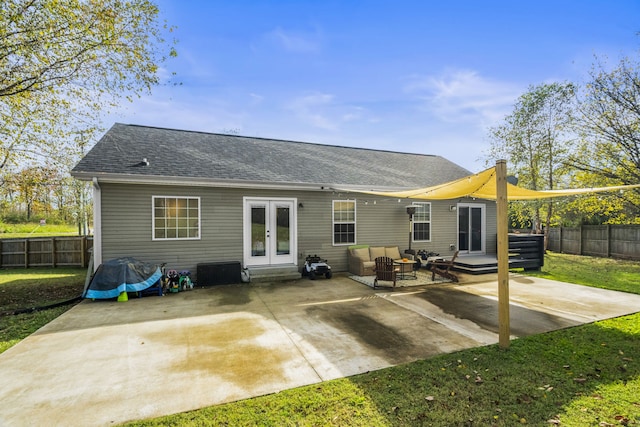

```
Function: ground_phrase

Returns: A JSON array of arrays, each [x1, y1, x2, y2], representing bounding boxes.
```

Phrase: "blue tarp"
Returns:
[[85, 257, 162, 299]]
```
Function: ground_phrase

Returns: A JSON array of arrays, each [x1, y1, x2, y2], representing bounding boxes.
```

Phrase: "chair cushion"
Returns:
[[385, 246, 401, 260], [369, 246, 386, 260], [351, 247, 370, 262], [361, 261, 376, 276]]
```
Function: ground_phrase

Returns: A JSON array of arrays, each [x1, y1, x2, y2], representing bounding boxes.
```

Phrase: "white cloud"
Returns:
[[404, 69, 522, 127], [249, 93, 264, 106], [174, 49, 217, 80], [265, 27, 321, 53], [285, 93, 338, 130], [285, 93, 373, 131], [341, 106, 365, 122], [107, 89, 247, 135]]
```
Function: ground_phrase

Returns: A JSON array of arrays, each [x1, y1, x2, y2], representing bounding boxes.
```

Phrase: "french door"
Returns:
[[458, 203, 485, 254], [244, 198, 296, 266]]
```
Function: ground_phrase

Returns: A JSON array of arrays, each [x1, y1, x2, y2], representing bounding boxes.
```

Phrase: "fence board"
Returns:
[[547, 228, 561, 252], [0, 236, 93, 268], [548, 225, 640, 260], [582, 225, 609, 257]]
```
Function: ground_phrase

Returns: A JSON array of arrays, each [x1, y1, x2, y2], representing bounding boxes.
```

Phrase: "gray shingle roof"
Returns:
[[71, 123, 471, 189]]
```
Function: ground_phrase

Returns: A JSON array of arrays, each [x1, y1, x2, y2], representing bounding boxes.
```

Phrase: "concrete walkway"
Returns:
[[1, 273, 640, 426]]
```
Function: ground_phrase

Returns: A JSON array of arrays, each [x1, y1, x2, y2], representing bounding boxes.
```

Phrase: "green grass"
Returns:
[[524, 251, 640, 294], [0, 222, 79, 238], [0, 306, 72, 353], [1, 255, 639, 426], [0, 267, 86, 353]]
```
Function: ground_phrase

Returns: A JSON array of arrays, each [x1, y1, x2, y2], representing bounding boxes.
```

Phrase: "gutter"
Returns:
[[72, 172, 326, 190], [72, 172, 411, 193]]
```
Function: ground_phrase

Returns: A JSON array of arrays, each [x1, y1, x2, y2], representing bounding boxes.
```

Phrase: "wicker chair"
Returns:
[[373, 256, 399, 289]]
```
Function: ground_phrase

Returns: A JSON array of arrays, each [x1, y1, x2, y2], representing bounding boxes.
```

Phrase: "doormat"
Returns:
[[349, 269, 451, 289]]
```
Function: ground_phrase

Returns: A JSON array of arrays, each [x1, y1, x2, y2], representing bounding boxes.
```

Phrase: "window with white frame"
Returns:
[[333, 200, 356, 245], [153, 196, 201, 240], [412, 202, 431, 242]]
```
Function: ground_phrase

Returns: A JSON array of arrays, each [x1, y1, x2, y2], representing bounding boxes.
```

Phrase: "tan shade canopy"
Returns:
[[343, 166, 640, 201]]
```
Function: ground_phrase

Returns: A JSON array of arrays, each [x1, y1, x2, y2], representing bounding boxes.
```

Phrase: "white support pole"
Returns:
[[496, 159, 510, 349]]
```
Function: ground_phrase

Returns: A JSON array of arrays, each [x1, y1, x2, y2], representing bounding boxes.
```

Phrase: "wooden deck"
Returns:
[[452, 254, 542, 275]]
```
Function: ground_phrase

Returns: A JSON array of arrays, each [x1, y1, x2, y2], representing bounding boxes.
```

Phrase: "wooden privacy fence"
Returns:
[[0, 236, 93, 268], [548, 225, 640, 260]]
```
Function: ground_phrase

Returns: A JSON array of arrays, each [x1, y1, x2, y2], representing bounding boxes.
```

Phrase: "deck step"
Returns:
[[247, 265, 301, 283], [453, 264, 498, 274], [452, 256, 542, 275]]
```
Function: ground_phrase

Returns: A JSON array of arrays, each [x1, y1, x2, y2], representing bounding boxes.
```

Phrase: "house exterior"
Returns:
[[71, 123, 497, 279]]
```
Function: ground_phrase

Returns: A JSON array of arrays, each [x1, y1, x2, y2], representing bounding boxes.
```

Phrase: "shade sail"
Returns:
[[341, 167, 640, 201]]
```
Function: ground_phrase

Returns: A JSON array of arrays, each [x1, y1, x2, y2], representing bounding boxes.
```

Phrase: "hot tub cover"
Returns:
[[84, 257, 162, 299]]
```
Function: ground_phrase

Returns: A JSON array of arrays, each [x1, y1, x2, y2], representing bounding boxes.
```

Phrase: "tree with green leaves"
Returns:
[[486, 82, 576, 234], [6, 166, 57, 220], [566, 54, 640, 224], [0, 0, 176, 172]]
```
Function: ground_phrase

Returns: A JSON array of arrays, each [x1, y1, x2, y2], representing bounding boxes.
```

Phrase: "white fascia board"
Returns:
[[71, 172, 329, 191], [330, 184, 413, 192]]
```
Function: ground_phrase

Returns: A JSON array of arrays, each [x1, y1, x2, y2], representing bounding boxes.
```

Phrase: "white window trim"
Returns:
[[332, 199, 356, 246], [412, 202, 432, 243], [152, 196, 201, 241]]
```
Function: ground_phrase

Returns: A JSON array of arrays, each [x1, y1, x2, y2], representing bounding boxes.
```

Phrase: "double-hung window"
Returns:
[[412, 202, 431, 242], [333, 200, 356, 245], [153, 196, 201, 240]]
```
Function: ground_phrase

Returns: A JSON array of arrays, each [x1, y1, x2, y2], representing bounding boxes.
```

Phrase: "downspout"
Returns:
[[92, 177, 102, 272]]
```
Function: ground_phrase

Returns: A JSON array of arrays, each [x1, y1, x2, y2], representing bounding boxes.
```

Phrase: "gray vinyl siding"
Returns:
[[429, 201, 463, 256], [99, 182, 497, 275], [100, 183, 245, 272]]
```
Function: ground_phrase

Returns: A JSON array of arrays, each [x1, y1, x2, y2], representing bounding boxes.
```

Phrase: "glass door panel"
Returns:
[[458, 207, 470, 251], [470, 207, 483, 252], [275, 205, 290, 255], [251, 205, 266, 257], [458, 204, 485, 254]]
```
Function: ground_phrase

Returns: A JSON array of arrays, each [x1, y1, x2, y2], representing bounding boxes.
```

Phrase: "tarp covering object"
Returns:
[[341, 166, 640, 201], [84, 257, 162, 299]]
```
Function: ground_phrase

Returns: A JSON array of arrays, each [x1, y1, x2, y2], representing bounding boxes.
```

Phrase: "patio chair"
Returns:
[[430, 251, 460, 283], [373, 256, 399, 289]]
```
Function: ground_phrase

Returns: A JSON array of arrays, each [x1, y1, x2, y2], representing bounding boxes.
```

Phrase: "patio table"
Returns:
[[394, 259, 417, 280]]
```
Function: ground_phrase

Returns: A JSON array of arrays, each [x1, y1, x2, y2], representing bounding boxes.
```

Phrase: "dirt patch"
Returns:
[[142, 318, 290, 388], [1, 282, 84, 312]]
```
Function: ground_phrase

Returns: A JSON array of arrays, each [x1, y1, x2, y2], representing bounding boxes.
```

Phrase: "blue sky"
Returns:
[[110, 0, 640, 172]]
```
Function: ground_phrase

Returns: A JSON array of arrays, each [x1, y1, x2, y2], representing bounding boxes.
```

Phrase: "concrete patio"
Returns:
[[1, 272, 639, 426]]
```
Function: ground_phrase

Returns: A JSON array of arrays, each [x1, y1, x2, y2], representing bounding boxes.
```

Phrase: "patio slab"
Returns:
[[1, 273, 639, 426]]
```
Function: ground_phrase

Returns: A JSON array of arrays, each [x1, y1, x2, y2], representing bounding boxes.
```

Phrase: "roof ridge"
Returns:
[[115, 122, 438, 158]]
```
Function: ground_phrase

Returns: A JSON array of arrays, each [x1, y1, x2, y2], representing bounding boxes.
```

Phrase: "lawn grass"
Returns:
[[524, 251, 640, 294], [0, 222, 79, 238], [1, 255, 638, 426], [0, 267, 86, 353], [122, 253, 640, 427]]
